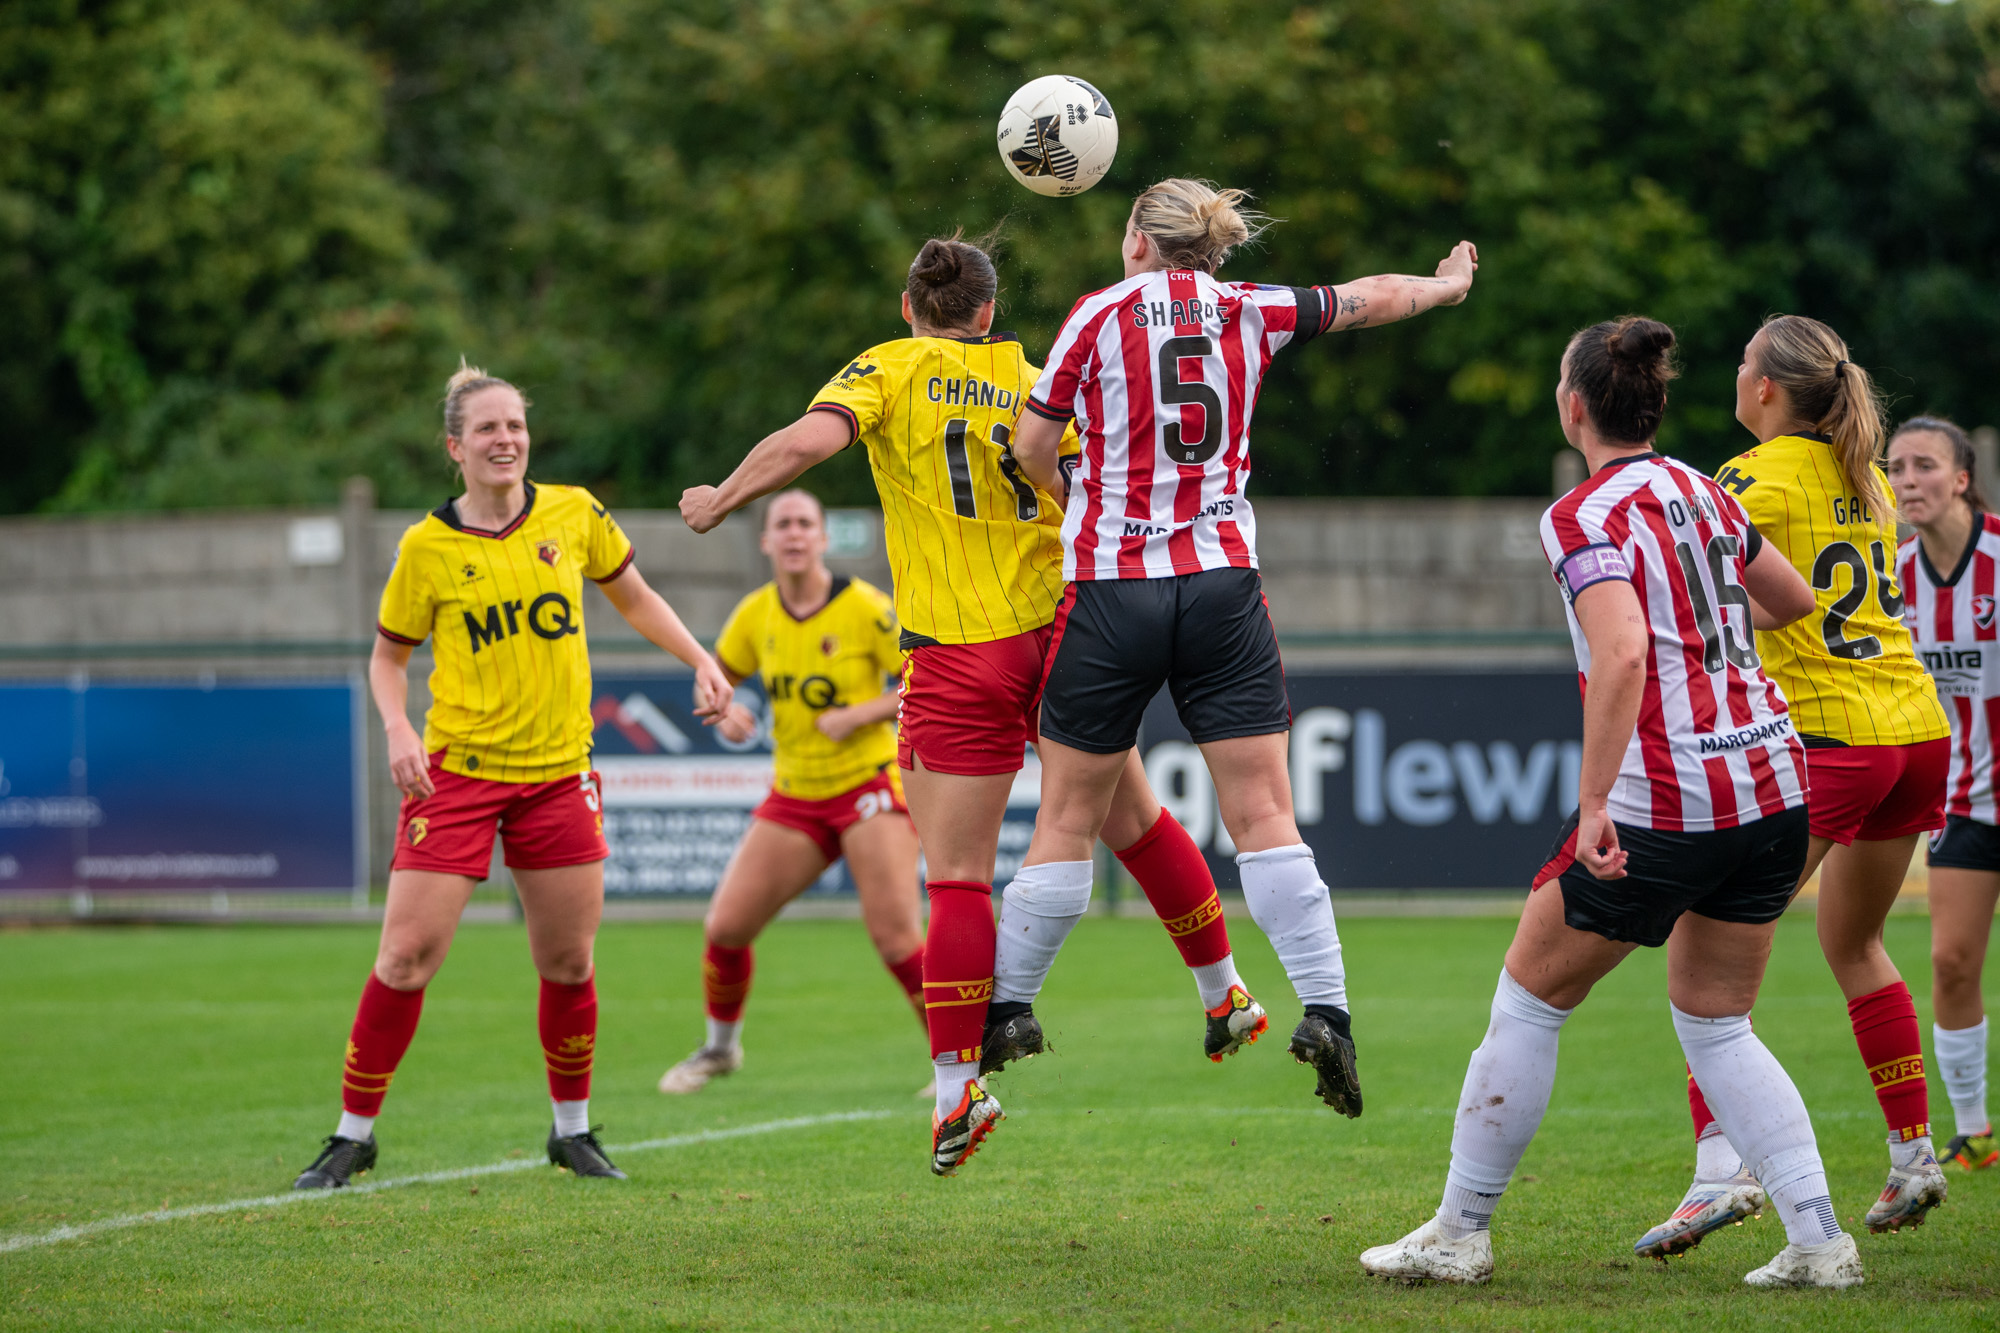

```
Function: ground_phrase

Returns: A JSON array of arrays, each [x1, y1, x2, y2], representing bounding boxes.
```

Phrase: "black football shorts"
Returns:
[[1037, 566, 1291, 755], [1928, 813, 2000, 873], [1531, 804, 1809, 948]]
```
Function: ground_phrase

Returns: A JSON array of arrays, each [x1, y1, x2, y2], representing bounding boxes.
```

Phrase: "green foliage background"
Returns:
[[6, 0, 2000, 513]]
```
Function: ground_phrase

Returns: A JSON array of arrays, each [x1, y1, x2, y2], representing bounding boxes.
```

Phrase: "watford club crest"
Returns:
[[406, 817, 429, 847], [821, 634, 840, 657], [537, 541, 561, 567], [1977, 595, 1997, 631]]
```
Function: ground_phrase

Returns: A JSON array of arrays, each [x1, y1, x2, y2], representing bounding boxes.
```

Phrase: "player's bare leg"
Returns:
[[1203, 732, 1358, 1113], [294, 868, 477, 1189], [1813, 834, 1947, 1227], [515, 861, 622, 1178], [1931, 866, 1999, 1169], [660, 819, 827, 1094], [842, 807, 928, 1031], [903, 757, 1012, 1172]]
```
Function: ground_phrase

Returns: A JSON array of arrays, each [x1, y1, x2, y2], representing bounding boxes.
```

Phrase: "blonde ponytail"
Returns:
[[1753, 315, 1890, 521], [1129, 179, 1273, 273]]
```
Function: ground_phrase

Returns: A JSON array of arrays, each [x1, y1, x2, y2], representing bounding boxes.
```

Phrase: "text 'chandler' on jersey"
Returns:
[[809, 335, 1073, 647], [1900, 511, 2000, 820], [1542, 453, 1807, 832], [1028, 272, 1334, 581], [378, 481, 635, 782], [713, 576, 903, 800], [1716, 433, 1946, 746]]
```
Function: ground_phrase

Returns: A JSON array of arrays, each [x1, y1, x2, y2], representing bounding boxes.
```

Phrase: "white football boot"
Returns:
[[1743, 1233, 1864, 1289], [1632, 1165, 1767, 1259], [1864, 1142, 1948, 1233], [657, 1045, 742, 1094], [1359, 1216, 1494, 1284]]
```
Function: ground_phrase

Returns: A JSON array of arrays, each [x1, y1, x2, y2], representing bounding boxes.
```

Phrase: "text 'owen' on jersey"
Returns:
[[1541, 452, 1807, 833], [1028, 271, 1333, 582]]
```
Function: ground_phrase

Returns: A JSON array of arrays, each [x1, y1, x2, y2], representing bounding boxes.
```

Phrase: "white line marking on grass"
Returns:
[[0, 1108, 894, 1256]]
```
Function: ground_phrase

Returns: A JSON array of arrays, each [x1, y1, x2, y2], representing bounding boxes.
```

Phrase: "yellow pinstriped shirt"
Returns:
[[714, 577, 904, 800], [1715, 434, 1946, 746], [377, 481, 636, 782], [809, 335, 1075, 645]]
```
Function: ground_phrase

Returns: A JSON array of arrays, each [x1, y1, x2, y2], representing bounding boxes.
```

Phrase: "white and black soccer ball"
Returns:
[[995, 75, 1117, 197]]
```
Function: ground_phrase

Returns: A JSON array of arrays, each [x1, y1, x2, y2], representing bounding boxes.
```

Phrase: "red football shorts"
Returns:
[[1804, 737, 1948, 846], [391, 752, 607, 878], [897, 625, 1054, 777], [753, 768, 909, 863]]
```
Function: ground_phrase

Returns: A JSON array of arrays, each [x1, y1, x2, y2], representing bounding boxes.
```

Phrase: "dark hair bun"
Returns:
[[1607, 318, 1676, 362], [910, 239, 963, 289]]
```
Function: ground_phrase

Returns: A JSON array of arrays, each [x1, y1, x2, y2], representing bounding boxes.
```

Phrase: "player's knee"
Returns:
[[536, 949, 593, 986], [705, 917, 756, 950], [374, 945, 440, 990], [1932, 941, 1979, 993]]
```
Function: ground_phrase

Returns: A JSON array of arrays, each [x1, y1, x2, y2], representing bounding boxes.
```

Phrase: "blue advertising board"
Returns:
[[0, 680, 363, 893], [1139, 670, 1583, 890]]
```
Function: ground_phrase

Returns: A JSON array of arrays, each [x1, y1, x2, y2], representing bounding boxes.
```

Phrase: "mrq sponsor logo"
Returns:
[[1143, 707, 1581, 852]]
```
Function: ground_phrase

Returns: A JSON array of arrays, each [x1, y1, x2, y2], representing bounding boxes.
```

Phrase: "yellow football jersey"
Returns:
[[810, 334, 1072, 646], [1716, 434, 1946, 746], [377, 481, 636, 782], [713, 577, 903, 800]]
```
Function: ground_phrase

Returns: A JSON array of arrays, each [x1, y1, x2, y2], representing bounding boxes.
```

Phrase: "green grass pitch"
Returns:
[[1, 914, 1994, 1330]]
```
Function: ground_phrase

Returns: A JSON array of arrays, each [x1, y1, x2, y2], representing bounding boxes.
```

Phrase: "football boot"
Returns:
[[547, 1125, 627, 1179], [1864, 1145, 1947, 1233], [1632, 1166, 1767, 1259], [1290, 1005, 1362, 1117], [979, 1002, 1046, 1077], [1742, 1233, 1864, 1289], [1359, 1217, 1493, 1284], [1941, 1125, 1998, 1172], [1203, 984, 1268, 1062], [292, 1134, 377, 1190], [930, 1079, 1003, 1176], [657, 1045, 743, 1094]]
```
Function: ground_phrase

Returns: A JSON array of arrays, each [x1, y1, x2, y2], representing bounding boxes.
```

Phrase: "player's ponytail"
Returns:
[[1752, 314, 1890, 521], [1563, 316, 1679, 444], [1130, 179, 1272, 273], [906, 229, 999, 334], [442, 357, 527, 440], [1891, 414, 1990, 512]]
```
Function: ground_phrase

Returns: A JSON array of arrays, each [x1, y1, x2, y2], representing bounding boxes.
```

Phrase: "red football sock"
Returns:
[[342, 972, 425, 1116], [1848, 981, 1930, 1140], [886, 945, 925, 999], [922, 881, 994, 1063], [539, 975, 597, 1103], [703, 943, 753, 1023], [1117, 809, 1231, 968], [1687, 1066, 1717, 1139]]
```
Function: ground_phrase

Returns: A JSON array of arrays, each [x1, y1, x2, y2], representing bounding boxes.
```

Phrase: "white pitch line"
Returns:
[[0, 1108, 895, 1256]]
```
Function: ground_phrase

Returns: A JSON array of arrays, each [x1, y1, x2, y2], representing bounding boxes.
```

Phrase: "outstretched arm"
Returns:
[[679, 409, 854, 534], [599, 564, 733, 719], [1326, 241, 1478, 333]]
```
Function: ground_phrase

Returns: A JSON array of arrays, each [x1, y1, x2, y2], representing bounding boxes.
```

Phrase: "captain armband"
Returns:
[[1553, 543, 1631, 607]]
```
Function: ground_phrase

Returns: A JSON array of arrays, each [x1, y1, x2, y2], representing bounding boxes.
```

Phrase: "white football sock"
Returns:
[[992, 860, 1093, 1004], [1236, 844, 1347, 1009], [1934, 1018, 1990, 1136], [1191, 955, 1244, 1010], [1888, 1133, 1937, 1171], [336, 1111, 376, 1143], [1435, 968, 1572, 1239], [933, 1056, 979, 1118], [552, 1099, 590, 1138], [1672, 1004, 1839, 1245], [1693, 1122, 1745, 1183], [705, 1017, 742, 1053]]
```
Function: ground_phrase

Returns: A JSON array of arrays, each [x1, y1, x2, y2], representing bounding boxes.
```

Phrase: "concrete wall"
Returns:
[[0, 485, 1576, 882]]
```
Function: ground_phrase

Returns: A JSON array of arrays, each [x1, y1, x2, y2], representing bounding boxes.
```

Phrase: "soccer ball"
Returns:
[[996, 75, 1118, 197]]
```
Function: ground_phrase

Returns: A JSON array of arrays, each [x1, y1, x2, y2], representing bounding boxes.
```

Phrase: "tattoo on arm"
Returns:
[[1338, 292, 1366, 316]]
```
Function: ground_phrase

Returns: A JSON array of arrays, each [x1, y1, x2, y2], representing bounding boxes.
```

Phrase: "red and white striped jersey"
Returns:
[[1541, 452, 1807, 832], [1027, 270, 1332, 581], [1898, 512, 2000, 823]]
